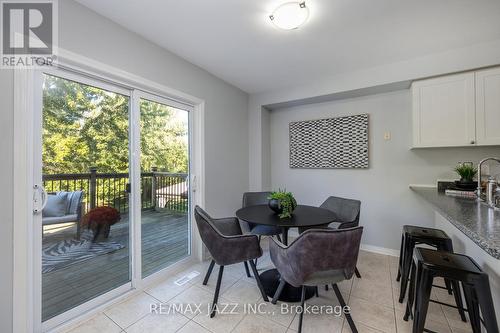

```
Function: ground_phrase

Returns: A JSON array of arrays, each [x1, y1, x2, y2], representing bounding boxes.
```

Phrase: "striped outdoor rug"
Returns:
[[42, 229, 124, 273]]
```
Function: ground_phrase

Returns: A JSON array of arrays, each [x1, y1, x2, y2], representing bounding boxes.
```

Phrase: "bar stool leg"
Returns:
[[475, 276, 499, 333], [444, 278, 454, 295], [403, 259, 416, 321], [399, 238, 414, 303], [450, 280, 467, 322], [441, 240, 455, 295], [462, 284, 481, 333], [413, 266, 433, 333], [397, 233, 405, 282]]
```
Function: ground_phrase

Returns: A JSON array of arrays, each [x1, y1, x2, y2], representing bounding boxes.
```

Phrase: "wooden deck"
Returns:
[[42, 209, 189, 321]]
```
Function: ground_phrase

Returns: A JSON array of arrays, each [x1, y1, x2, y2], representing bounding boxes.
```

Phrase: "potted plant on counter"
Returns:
[[268, 190, 297, 219], [454, 162, 478, 190]]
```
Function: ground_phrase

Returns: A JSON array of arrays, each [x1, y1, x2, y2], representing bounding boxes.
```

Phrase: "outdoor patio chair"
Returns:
[[42, 191, 84, 236]]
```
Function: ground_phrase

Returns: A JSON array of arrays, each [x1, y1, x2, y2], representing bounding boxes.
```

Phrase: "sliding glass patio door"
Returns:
[[39, 72, 133, 322], [138, 95, 191, 278], [34, 69, 193, 328]]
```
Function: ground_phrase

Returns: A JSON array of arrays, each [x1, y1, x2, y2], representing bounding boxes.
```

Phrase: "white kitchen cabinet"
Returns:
[[412, 72, 476, 148], [475, 67, 500, 146]]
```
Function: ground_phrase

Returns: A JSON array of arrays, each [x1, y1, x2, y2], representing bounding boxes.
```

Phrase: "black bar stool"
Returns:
[[397, 225, 456, 303], [409, 248, 498, 333]]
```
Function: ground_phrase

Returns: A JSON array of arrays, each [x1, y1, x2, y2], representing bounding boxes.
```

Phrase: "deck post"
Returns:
[[89, 167, 97, 209], [151, 167, 158, 210]]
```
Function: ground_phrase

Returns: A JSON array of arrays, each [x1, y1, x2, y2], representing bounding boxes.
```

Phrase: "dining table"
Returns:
[[235, 204, 338, 302]]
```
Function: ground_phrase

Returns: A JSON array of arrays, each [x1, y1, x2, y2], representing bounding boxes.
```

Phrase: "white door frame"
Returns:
[[13, 49, 206, 333], [35, 67, 135, 332], [131, 89, 196, 288]]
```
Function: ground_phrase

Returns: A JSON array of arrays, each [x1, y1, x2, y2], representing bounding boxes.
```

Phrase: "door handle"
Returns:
[[33, 184, 48, 214], [191, 175, 197, 192], [125, 183, 131, 193]]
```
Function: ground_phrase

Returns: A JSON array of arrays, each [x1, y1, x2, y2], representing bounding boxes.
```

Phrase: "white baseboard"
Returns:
[[360, 243, 399, 257]]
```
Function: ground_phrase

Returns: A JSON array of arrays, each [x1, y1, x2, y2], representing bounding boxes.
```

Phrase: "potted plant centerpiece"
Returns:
[[454, 162, 478, 191], [82, 206, 121, 241], [268, 190, 297, 219]]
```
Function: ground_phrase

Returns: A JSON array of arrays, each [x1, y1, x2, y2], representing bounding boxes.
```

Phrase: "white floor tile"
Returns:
[[125, 312, 189, 333], [63, 252, 461, 333], [176, 321, 211, 333], [67, 313, 122, 333], [233, 313, 288, 333], [104, 292, 158, 329]]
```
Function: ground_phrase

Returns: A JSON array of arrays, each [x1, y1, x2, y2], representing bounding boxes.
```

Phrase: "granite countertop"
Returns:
[[410, 186, 500, 260]]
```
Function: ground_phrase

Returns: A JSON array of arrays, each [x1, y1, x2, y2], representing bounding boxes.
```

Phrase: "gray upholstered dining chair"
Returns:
[[299, 196, 362, 279], [322, 196, 362, 279], [194, 206, 269, 317], [321, 196, 361, 230], [270, 227, 364, 333], [241, 192, 282, 265]]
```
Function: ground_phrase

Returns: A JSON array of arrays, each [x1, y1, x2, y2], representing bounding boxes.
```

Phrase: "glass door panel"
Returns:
[[139, 98, 190, 278], [41, 74, 131, 321]]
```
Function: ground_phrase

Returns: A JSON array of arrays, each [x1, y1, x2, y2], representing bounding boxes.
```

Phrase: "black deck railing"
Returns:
[[42, 167, 188, 214]]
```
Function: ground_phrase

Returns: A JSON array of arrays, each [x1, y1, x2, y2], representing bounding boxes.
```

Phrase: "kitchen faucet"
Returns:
[[477, 157, 500, 206]]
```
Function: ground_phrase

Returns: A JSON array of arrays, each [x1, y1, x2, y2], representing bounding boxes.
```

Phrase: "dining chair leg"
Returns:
[[203, 260, 215, 285], [210, 265, 224, 318], [249, 259, 269, 302], [298, 285, 306, 333], [254, 235, 262, 267], [243, 261, 251, 278], [272, 279, 287, 304], [333, 284, 358, 333], [354, 267, 362, 279], [276, 234, 282, 243], [315, 286, 319, 297]]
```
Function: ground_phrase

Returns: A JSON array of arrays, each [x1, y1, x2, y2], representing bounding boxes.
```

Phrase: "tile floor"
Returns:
[[65, 246, 472, 333]]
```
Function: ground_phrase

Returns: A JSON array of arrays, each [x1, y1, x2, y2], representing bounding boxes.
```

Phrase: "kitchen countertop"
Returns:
[[410, 186, 500, 260]]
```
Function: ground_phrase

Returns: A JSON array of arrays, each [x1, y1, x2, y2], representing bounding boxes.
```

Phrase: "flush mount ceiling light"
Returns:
[[269, 1, 309, 30]]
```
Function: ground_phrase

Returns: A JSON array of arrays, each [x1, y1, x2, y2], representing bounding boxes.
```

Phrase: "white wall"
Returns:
[[270, 90, 500, 251], [249, 39, 500, 190], [0, 70, 14, 333], [57, 0, 249, 217], [0, 1, 248, 332]]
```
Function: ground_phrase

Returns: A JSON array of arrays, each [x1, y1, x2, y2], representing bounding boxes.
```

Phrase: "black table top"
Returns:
[[235, 204, 337, 228]]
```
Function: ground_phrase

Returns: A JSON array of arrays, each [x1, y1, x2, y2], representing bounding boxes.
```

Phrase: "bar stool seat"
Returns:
[[402, 225, 449, 239], [397, 225, 456, 303], [409, 248, 498, 333]]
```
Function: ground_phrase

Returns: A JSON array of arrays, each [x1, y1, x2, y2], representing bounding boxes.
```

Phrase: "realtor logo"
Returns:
[[1, 0, 57, 67]]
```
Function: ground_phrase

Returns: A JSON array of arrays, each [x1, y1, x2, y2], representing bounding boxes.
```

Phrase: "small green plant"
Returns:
[[454, 163, 477, 182], [268, 190, 297, 219]]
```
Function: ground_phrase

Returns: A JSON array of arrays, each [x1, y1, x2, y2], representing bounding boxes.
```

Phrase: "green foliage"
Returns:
[[42, 74, 188, 175], [139, 99, 188, 173], [268, 190, 297, 219], [454, 163, 477, 182]]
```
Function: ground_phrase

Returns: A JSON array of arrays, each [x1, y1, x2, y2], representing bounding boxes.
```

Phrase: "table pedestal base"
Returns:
[[260, 269, 316, 302]]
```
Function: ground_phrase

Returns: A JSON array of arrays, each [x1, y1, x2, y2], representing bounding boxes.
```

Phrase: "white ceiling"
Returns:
[[76, 0, 500, 94]]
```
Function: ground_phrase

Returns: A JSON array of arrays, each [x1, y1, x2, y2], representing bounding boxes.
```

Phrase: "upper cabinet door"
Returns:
[[412, 72, 476, 148], [475, 67, 500, 146]]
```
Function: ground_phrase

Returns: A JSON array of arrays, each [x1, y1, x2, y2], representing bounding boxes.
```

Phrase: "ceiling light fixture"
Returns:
[[269, 1, 309, 30]]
